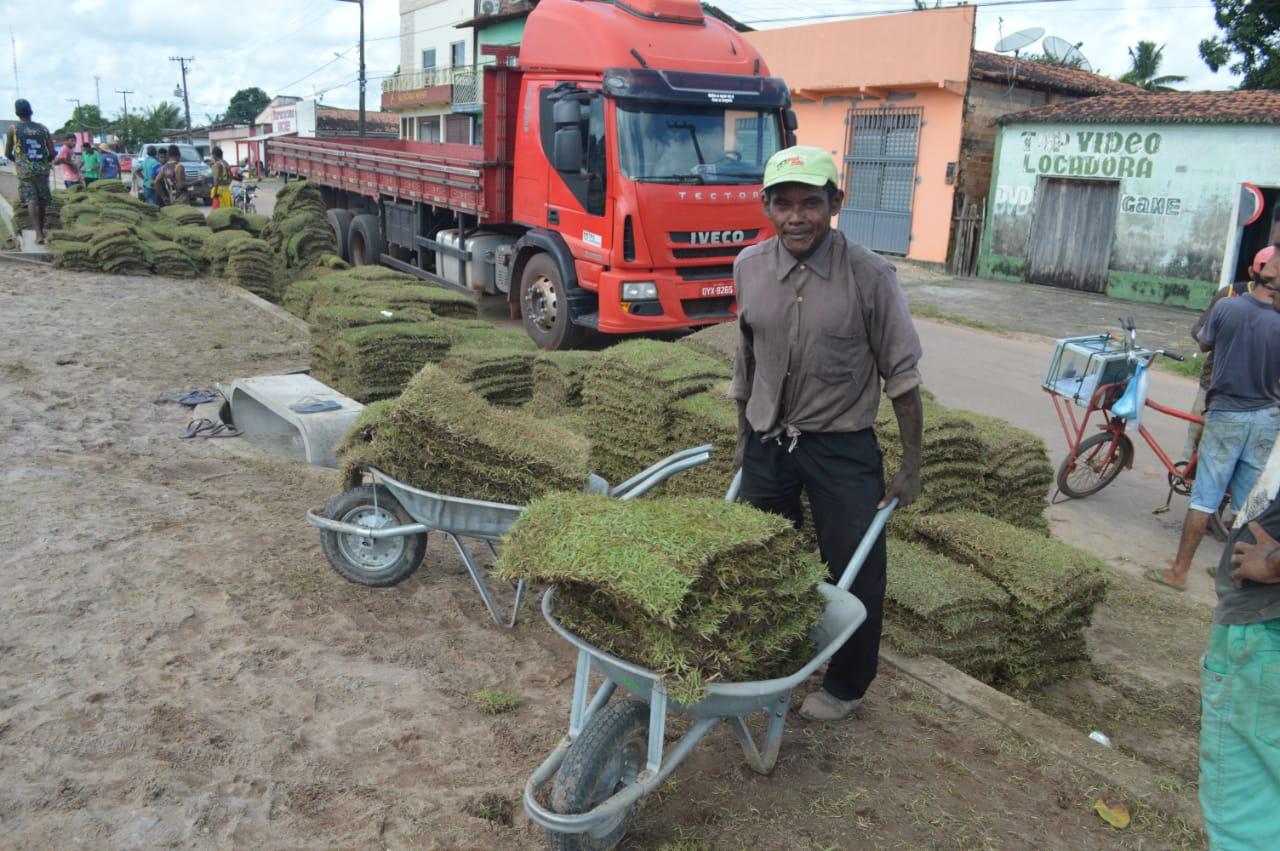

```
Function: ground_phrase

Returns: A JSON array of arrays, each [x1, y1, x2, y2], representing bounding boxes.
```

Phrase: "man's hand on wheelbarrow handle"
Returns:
[[881, 464, 921, 509]]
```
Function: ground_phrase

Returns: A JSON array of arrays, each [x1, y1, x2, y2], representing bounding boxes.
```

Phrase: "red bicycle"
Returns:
[[1046, 319, 1202, 502]]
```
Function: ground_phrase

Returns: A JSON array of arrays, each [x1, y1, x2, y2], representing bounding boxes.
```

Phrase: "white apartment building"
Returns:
[[382, 0, 479, 143]]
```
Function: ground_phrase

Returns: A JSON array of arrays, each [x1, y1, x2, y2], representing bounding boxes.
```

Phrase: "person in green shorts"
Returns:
[[3, 99, 55, 244], [79, 142, 101, 185], [1200, 251, 1280, 850]]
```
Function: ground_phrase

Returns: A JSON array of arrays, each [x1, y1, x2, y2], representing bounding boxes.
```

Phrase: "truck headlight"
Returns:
[[622, 282, 658, 301]]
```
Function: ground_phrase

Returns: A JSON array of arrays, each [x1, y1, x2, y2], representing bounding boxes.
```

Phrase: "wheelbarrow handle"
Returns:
[[726, 469, 894, 592]]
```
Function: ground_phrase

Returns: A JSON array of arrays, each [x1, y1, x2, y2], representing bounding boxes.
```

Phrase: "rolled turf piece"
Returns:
[[494, 492, 827, 704], [206, 208, 250, 233], [336, 364, 590, 503]]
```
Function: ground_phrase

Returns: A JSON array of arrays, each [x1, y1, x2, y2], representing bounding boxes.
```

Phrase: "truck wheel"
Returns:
[[327, 209, 354, 262], [348, 214, 383, 267], [546, 699, 649, 851], [318, 484, 427, 587], [521, 253, 583, 351]]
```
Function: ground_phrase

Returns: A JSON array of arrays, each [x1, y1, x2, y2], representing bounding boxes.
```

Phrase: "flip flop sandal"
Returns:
[[180, 418, 216, 439], [202, 423, 242, 438], [289, 398, 342, 414], [169, 388, 222, 407], [1144, 566, 1186, 592]]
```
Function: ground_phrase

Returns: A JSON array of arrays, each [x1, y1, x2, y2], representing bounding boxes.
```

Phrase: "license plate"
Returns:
[[700, 284, 734, 297]]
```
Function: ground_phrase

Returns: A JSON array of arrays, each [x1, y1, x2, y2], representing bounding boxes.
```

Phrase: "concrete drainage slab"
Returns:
[[221, 373, 363, 468]]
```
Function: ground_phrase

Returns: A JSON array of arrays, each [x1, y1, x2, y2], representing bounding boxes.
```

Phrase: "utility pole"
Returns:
[[9, 28, 19, 99], [116, 89, 134, 146], [169, 56, 194, 143], [334, 0, 366, 137], [66, 97, 82, 135], [94, 75, 101, 111]]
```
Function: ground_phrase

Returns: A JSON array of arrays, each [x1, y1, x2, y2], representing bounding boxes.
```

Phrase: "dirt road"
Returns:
[[0, 263, 1201, 849]]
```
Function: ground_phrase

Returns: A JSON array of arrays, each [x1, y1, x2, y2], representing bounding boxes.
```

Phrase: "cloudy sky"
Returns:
[[8, 0, 1239, 133]]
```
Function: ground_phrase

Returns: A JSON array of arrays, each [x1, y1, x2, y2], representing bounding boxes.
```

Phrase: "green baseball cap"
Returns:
[[763, 145, 839, 190]]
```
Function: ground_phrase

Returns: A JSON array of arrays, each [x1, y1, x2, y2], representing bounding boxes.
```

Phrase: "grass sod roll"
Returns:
[[206, 207, 250, 233], [316, 322, 454, 402], [531, 350, 598, 410], [159, 205, 206, 227], [335, 364, 590, 503], [50, 240, 98, 271], [884, 538, 1011, 637], [244, 212, 270, 236]]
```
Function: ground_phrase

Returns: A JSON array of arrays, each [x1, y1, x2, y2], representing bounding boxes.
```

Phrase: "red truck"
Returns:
[[267, 0, 795, 349]]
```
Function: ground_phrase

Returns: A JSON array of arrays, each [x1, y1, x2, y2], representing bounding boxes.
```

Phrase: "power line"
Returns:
[[738, 0, 1212, 25], [271, 44, 359, 97]]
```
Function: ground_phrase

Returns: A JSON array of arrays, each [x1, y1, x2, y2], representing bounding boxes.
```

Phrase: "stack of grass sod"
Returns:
[[244, 212, 270, 237], [202, 230, 256, 276], [260, 180, 336, 269], [336, 363, 591, 502], [158, 204, 206, 227], [87, 223, 149, 275], [494, 493, 827, 705], [49, 229, 97, 271], [310, 305, 452, 402], [942, 409, 1054, 534], [664, 381, 739, 498], [881, 538, 1012, 682], [143, 240, 199, 278], [298, 267, 480, 322], [14, 187, 68, 231], [908, 510, 1108, 690], [529, 350, 598, 413], [205, 208, 250, 233], [438, 322, 538, 407], [580, 339, 732, 484], [226, 237, 285, 300]]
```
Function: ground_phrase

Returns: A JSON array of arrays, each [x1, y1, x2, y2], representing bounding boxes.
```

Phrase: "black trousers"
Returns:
[[741, 428, 887, 701]]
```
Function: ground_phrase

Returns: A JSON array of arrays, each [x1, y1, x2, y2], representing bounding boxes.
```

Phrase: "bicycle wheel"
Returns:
[[1056, 431, 1133, 499]]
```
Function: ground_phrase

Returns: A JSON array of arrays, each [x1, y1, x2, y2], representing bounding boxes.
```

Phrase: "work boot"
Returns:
[[798, 688, 862, 722]]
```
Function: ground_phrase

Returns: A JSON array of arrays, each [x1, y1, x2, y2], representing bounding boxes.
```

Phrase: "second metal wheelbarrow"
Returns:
[[305, 445, 714, 627], [522, 472, 896, 850]]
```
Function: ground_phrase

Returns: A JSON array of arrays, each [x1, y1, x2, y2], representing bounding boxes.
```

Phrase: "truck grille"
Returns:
[[676, 264, 735, 282], [682, 296, 735, 319], [672, 245, 746, 260]]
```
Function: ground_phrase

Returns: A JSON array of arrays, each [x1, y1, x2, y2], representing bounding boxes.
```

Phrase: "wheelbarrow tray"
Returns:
[[542, 582, 867, 718]]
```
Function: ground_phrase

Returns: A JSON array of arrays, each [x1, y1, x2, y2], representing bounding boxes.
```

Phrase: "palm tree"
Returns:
[[1118, 41, 1187, 91]]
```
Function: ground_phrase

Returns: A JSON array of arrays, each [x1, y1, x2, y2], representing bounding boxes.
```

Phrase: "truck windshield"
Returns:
[[616, 103, 781, 185]]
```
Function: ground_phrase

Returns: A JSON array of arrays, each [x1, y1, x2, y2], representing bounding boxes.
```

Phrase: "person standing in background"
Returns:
[[79, 142, 101, 185], [53, 133, 82, 188], [98, 145, 120, 181], [208, 147, 233, 209], [3, 99, 56, 244]]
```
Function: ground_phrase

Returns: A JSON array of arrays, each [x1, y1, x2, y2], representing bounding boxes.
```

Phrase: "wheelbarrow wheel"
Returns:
[[319, 484, 427, 587], [547, 699, 649, 851]]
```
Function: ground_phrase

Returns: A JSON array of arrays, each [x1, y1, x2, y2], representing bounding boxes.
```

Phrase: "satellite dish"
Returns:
[[1043, 35, 1094, 72], [995, 27, 1044, 54]]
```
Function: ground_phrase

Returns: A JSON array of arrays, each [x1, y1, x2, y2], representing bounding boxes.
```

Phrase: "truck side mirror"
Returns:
[[783, 109, 798, 132], [553, 98, 581, 127], [552, 127, 583, 172]]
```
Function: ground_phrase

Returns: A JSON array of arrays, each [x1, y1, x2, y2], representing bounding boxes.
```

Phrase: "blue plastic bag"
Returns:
[[1109, 360, 1149, 423]]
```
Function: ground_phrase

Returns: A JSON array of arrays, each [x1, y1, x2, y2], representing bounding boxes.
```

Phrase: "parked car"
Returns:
[[134, 142, 213, 204]]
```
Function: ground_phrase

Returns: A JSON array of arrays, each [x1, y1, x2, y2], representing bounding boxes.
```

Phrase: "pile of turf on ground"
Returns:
[[260, 181, 335, 269], [530, 350, 598, 412], [495, 493, 826, 704], [50, 239, 97, 271], [301, 271, 479, 322], [310, 305, 452, 402], [158, 204, 205, 227], [941, 409, 1054, 534], [440, 343, 537, 407], [336, 364, 590, 502], [882, 538, 1011, 681], [14, 187, 67, 231], [143, 240, 199, 278], [201, 230, 254, 276], [225, 238, 281, 300], [206, 208, 250, 233], [245, 212, 270, 236], [87, 224, 149, 275], [580, 340, 732, 484], [909, 511, 1108, 689]]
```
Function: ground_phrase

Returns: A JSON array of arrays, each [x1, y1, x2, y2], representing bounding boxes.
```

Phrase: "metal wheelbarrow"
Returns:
[[305, 445, 714, 627], [522, 471, 895, 850]]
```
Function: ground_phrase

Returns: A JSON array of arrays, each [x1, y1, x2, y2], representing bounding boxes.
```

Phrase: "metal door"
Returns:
[[1025, 178, 1119, 293], [838, 107, 921, 255]]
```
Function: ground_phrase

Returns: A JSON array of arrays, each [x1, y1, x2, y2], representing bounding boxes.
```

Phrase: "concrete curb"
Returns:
[[211, 278, 310, 334], [881, 649, 1201, 830]]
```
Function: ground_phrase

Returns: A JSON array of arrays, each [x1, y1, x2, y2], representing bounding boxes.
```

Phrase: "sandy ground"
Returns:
[[0, 262, 1205, 848]]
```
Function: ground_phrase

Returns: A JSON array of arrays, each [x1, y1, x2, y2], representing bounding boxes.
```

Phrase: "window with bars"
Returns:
[[839, 107, 921, 255]]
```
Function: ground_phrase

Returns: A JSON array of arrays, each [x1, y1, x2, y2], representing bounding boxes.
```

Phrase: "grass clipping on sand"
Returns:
[[336, 364, 590, 503], [495, 493, 826, 704]]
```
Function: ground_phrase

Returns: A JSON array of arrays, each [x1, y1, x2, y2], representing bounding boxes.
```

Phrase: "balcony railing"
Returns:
[[381, 66, 463, 95], [451, 68, 482, 112]]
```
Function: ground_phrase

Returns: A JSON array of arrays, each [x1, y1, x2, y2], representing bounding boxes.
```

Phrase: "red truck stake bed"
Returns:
[[267, 0, 796, 350]]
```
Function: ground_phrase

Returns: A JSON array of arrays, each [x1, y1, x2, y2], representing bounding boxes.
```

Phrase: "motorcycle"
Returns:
[[232, 181, 258, 215]]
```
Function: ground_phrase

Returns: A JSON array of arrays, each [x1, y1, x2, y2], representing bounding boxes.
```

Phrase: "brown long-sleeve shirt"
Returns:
[[728, 231, 922, 442]]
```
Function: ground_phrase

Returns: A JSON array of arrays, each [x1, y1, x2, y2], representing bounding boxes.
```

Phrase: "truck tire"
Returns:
[[327, 209, 354, 262], [520, 253, 583, 351], [348, 214, 383, 267]]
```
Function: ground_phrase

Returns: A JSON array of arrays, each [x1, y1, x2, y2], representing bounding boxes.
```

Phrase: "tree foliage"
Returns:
[[223, 87, 271, 125], [1118, 41, 1186, 91], [1199, 0, 1280, 89], [1023, 51, 1087, 70], [55, 101, 184, 150]]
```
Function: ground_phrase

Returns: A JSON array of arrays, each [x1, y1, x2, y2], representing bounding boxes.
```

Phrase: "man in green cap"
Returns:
[[729, 145, 924, 722]]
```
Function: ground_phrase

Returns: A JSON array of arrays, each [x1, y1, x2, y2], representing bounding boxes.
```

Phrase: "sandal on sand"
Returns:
[[1144, 566, 1186, 592], [180, 418, 216, 439], [202, 423, 242, 438]]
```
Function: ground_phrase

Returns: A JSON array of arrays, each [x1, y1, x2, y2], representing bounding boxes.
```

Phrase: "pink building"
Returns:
[[746, 7, 1134, 267]]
